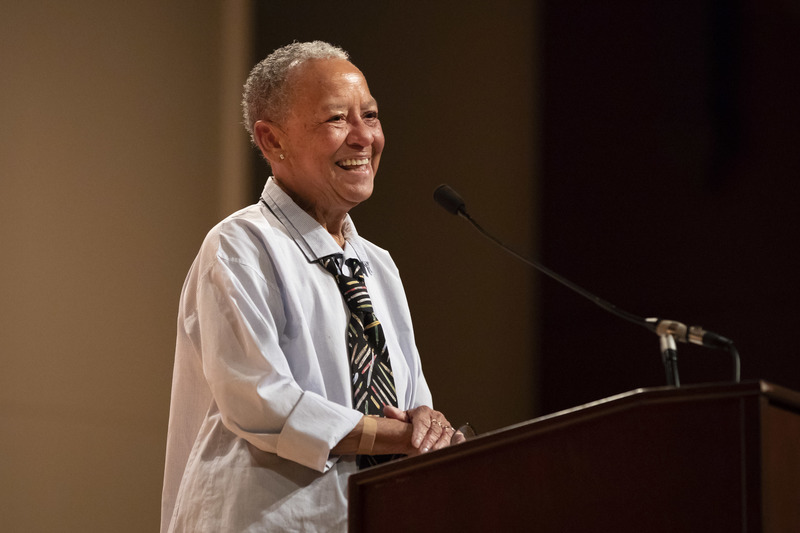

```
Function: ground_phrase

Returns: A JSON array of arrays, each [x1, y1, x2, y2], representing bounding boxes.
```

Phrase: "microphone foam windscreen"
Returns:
[[433, 184, 465, 215]]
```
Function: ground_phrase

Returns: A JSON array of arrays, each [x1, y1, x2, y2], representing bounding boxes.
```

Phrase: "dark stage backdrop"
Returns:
[[540, 0, 800, 413]]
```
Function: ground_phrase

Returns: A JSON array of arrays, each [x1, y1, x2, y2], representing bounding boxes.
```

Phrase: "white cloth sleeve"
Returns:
[[190, 257, 362, 472]]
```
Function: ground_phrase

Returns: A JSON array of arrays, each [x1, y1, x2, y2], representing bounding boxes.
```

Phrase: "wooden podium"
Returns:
[[348, 381, 800, 532]]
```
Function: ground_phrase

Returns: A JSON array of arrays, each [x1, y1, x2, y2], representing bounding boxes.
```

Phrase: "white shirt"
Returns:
[[161, 178, 432, 532]]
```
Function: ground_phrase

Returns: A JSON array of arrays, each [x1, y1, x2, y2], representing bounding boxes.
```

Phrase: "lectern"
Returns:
[[348, 381, 800, 532]]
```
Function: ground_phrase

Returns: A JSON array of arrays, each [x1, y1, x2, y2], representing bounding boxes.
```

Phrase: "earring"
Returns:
[[279, 154, 285, 160]]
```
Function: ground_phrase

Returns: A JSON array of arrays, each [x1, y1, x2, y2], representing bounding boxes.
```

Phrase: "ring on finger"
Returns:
[[430, 419, 455, 432]]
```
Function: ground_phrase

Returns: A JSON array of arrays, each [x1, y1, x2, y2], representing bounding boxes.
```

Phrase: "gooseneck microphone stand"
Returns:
[[434, 184, 741, 387]]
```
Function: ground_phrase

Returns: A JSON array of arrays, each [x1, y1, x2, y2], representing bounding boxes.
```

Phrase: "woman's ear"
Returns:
[[253, 120, 284, 163]]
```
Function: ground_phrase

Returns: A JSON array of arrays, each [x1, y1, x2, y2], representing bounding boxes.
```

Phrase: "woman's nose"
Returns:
[[347, 117, 375, 147]]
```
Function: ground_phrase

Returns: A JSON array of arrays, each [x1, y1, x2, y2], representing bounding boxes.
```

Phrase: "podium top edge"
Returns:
[[485, 380, 797, 438], [760, 380, 800, 409]]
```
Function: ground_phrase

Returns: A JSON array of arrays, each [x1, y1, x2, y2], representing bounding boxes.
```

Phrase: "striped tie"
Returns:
[[320, 255, 398, 467]]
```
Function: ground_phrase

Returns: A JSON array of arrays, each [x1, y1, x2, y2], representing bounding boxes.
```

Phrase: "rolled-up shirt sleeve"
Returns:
[[190, 253, 362, 472]]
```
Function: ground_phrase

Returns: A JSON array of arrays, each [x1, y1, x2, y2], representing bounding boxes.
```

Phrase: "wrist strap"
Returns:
[[357, 416, 377, 455]]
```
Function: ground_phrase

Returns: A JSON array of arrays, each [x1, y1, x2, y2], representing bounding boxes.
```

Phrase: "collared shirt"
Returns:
[[161, 178, 432, 532]]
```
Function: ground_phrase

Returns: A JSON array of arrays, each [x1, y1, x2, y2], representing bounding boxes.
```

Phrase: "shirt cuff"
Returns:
[[276, 390, 362, 472]]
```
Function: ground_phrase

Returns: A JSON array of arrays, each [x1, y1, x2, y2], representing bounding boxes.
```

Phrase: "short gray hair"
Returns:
[[242, 41, 349, 144]]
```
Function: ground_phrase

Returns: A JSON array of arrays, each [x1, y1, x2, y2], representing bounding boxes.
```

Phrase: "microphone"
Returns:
[[433, 183, 740, 383]]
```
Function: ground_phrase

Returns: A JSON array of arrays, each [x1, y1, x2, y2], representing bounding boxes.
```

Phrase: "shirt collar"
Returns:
[[260, 177, 372, 273]]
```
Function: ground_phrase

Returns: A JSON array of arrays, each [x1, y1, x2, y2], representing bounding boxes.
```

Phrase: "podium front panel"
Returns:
[[349, 381, 800, 533]]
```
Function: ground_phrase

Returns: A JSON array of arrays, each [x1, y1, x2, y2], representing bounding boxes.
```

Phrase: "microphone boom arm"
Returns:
[[434, 183, 741, 384], [458, 208, 654, 333]]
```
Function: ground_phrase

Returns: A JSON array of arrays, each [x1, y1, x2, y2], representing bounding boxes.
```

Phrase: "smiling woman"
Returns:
[[252, 58, 385, 239], [160, 41, 463, 533]]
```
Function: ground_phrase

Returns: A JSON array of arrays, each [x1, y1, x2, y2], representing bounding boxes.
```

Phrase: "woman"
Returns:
[[161, 41, 463, 532]]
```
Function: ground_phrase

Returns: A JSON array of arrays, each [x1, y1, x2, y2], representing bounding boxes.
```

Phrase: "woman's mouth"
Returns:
[[336, 158, 370, 170]]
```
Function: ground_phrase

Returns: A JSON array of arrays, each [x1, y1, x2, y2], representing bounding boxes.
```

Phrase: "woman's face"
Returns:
[[274, 58, 385, 218]]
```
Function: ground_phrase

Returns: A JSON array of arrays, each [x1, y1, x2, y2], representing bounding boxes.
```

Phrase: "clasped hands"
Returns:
[[333, 405, 466, 457]]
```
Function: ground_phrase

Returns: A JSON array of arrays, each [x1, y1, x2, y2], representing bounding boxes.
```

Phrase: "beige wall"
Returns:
[[0, 2, 247, 530]]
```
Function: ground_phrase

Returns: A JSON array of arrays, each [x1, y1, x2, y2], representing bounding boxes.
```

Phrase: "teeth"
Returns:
[[339, 158, 369, 167]]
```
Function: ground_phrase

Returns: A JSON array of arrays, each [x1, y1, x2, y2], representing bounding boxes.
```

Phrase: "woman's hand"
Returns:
[[384, 405, 466, 454]]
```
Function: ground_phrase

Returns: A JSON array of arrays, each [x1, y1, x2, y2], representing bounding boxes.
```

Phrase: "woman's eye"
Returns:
[[364, 111, 379, 120], [327, 114, 345, 122]]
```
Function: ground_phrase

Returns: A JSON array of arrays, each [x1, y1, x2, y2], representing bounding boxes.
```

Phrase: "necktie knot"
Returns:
[[320, 256, 374, 316]]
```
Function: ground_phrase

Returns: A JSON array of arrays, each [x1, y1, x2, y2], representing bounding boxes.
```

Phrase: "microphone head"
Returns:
[[433, 184, 466, 215]]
